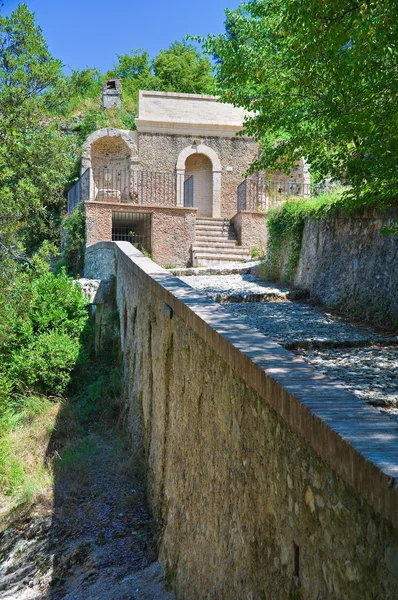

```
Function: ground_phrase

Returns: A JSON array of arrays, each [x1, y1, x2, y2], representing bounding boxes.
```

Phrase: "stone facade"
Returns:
[[81, 127, 139, 175], [87, 241, 398, 599], [102, 78, 122, 109], [85, 201, 197, 268], [81, 91, 308, 267], [137, 132, 259, 218]]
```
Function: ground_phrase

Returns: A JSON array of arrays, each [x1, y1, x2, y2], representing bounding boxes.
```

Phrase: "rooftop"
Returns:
[[135, 90, 251, 137]]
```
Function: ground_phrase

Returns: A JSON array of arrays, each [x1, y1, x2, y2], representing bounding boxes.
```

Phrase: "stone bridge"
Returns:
[[85, 240, 398, 599]]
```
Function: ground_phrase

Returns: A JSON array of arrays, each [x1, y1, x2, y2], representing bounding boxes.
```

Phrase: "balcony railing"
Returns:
[[237, 178, 311, 213], [67, 168, 194, 214]]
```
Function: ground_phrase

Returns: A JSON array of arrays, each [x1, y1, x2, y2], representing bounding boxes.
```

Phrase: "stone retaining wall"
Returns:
[[280, 209, 398, 320], [91, 241, 398, 599]]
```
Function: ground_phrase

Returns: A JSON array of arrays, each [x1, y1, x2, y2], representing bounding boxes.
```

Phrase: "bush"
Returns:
[[30, 269, 88, 336], [60, 206, 86, 277], [9, 331, 81, 395], [1, 266, 88, 397]]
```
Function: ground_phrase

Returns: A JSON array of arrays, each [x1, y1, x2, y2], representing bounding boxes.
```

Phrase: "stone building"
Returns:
[[69, 90, 310, 268]]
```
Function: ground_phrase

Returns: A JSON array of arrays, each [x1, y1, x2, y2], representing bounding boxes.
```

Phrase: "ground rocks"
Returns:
[[180, 272, 398, 420]]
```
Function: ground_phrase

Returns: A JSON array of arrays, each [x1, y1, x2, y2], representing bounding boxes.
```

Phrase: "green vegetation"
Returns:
[[0, 321, 123, 509], [0, 3, 214, 513], [60, 205, 86, 277], [250, 247, 265, 259], [203, 0, 398, 210], [66, 40, 216, 143], [259, 187, 346, 281], [0, 262, 88, 503], [0, 5, 77, 256]]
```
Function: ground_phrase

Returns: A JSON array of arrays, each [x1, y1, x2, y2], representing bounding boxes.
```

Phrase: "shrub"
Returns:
[[60, 205, 86, 277], [30, 269, 88, 337], [9, 331, 81, 395], [0, 266, 88, 397]]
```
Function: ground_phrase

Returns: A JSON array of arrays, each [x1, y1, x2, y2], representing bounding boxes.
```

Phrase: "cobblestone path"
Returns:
[[179, 273, 398, 420]]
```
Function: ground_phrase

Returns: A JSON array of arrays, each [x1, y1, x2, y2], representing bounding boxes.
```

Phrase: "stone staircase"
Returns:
[[192, 218, 251, 267]]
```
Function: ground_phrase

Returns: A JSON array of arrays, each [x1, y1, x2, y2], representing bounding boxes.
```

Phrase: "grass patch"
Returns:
[[0, 397, 58, 509], [0, 312, 123, 516]]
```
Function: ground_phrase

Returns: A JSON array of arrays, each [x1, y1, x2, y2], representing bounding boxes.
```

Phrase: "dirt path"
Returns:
[[0, 430, 174, 600]]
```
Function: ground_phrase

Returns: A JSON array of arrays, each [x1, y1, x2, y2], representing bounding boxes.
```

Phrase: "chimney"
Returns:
[[102, 78, 122, 109]]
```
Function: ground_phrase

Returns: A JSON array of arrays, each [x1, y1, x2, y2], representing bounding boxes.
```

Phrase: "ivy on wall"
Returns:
[[259, 188, 346, 282]]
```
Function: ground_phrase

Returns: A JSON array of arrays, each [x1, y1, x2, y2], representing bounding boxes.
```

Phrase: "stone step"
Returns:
[[194, 241, 238, 248], [193, 247, 251, 257], [195, 225, 231, 233], [195, 232, 237, 240], [192, 254, 250, 267], [196, 218, 230, 226]]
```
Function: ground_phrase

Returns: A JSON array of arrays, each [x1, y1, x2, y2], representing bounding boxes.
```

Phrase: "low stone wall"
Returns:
[[91, 241, 398, 599], [85, 201, 197, 267], [232, 210, 268, 251], [274, 209, 398, 320], [84, 241, 116, 280]]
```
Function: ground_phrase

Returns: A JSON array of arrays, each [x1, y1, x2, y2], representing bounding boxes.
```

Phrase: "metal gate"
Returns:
[[184, 175, 194, 207], [112, 212, 151, 253]]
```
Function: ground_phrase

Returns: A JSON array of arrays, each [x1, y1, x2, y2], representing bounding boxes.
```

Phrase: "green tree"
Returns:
[[152, 41, 215, 94], [203, 1, 398, 206], [0, 4, 76, 257], [106, 49, 155, 110]]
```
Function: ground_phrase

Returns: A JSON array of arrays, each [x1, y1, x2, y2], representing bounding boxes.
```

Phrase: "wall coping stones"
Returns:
[[98, 241, 398, 529], [85, 201, 198, 213], [232, 210, 269, 218]]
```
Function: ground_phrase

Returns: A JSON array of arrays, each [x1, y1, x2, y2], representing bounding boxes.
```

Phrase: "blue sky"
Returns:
[[3, 0, 239, 73]]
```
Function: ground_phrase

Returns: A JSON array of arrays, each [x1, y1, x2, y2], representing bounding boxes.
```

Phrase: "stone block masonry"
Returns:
[[137, 132, 259, 218], [293, 208, 398, 321], [89, 241, 398, 599], [85, 202, 197, 268], [231, 210, 268, 252]]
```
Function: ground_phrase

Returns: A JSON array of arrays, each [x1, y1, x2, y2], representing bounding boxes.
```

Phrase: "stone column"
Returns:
[[212, 171, 222, 218], [176, 169, 185, 206]]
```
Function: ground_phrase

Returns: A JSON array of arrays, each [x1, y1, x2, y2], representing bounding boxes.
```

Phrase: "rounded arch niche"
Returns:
[[176, 143, 221, 218], [81, 128, 139, 173]]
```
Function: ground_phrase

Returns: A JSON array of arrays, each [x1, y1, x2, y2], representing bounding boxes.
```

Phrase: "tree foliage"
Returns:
[[152, 41, 215, 94], [0, 4, 77, 256], [203, 0, 398, 206]]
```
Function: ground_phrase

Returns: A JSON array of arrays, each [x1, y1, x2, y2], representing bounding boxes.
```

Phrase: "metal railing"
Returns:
[[67, 168, 91, 213], [237, 178, 311, 212], [67, 168, 195, 214]]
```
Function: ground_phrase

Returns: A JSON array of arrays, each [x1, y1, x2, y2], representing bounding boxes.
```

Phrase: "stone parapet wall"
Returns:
[[294, 209, 398, 320], [232, 210, 268, 251], [138, 132, 259, 218], [90, 241, 398, 599], [84, 241, 116, 280], [85, 201, 197, 267]]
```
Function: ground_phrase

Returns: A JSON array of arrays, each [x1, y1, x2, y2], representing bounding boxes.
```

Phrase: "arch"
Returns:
[[176, 143, 222, 217], [176, 143, 222, 172], [81, 127, 138, 173]]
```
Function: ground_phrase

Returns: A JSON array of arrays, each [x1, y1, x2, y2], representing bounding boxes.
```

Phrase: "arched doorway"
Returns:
[[176, 143, 222, 218], [185, 154, 213, 217]]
